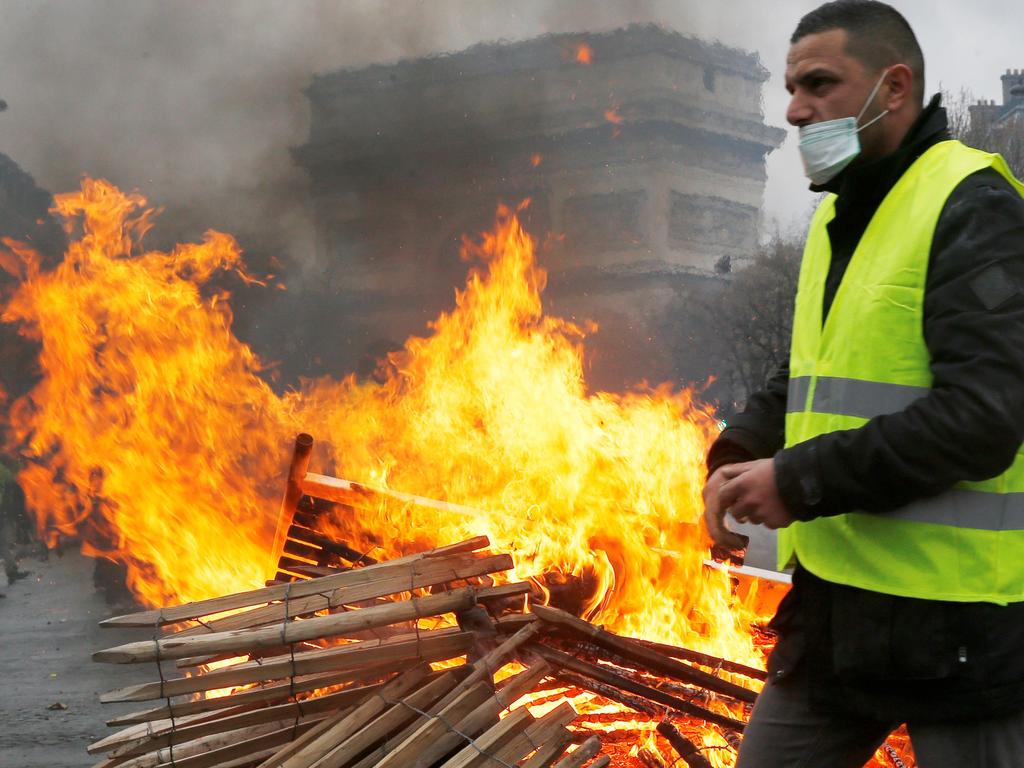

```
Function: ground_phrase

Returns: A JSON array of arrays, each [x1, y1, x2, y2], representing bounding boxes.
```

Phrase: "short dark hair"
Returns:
[[792, 0, 925, 103]]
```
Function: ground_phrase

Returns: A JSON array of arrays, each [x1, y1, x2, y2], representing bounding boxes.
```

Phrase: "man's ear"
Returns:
[[884, 63, 915, 112]]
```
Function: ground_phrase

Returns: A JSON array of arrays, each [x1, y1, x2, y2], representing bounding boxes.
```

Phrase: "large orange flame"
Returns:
[[2, 180, 766, 668], [2, 180, 294, 606]]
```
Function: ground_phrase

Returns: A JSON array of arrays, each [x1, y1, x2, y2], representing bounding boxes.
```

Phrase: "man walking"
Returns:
[[703, 2, 1024, 765]]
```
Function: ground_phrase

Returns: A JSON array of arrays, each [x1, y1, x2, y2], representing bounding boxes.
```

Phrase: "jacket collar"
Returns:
[[812, 93, 949, 202]]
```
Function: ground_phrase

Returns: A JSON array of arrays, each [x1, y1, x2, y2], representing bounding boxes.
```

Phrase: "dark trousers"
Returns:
[[736, 676, 1024, 768]]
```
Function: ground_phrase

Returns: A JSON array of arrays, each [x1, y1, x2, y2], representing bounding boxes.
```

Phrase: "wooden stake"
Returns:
[[551, 735, 602, 768], [96, 585, 526, 664], [430, 621, 541, 713], [100, 631, 472, 703], [529, 643, 746, 732], [106, 691, 359, 759], [392, 660, 550, 768], [530, 604, 758, 704], [271, 434, 315, 578], [171, 553, 514, 638], [203, 747, 278, 768], [251, 711, 354, 768], [267, 662, 435, 768], [310, 670, 466, 768], [302, 475, 504, 527], [282, 526, 374, 566], [517, 726, 575, 768], [108, 672, 383, 726], [147, 718, 334, 768], [372, 681, 495, 768], [550, 670, 659, 716], [632, 638, 767, 682], [90, 710, 215, 756], [111, 720, 326, 768], [656, 720, 713, 768], [438, 707, 535, 768], [486, 702, 578, 768], [101, 538, 492, 629]]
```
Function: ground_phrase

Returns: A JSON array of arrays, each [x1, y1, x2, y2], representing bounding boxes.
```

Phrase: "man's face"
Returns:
[[785, 29, 887, 156]]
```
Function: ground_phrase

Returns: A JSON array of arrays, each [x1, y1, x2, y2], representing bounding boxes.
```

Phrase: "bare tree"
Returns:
[[706, 236, 802, 400], [665, 233, 803, 413], [944, 87, 1024, 178]]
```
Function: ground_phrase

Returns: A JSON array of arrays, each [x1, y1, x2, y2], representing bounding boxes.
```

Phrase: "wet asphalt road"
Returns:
[[0, 550, 154, 768]]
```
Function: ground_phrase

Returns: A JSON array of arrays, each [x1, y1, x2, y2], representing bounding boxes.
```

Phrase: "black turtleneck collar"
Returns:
[[812, 93, 949, 201]]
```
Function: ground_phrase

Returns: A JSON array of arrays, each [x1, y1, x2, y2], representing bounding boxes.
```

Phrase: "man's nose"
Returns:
[[787, 94, 813, 127]]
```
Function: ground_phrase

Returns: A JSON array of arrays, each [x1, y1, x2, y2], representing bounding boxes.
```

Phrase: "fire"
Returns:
[[574, 43, 593, 65], [604, 108, 623, 125], [604, 108, 624, 138], [1, 179, 292, 607], [1, 180, 767, 670], [530, 153, 544, 168]]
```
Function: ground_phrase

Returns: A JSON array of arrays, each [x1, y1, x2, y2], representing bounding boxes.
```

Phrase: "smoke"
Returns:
[[0, 1, 691, 274], [0, 0, 784, 395], [0, 0, 1012, 266]]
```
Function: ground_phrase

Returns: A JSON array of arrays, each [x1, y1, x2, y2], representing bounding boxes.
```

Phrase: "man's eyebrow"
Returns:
[[786, 67, 835, 92], [789, 67, 840, 87]]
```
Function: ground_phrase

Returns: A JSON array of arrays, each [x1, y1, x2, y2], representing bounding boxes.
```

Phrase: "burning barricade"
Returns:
[[88, 445, 764, 768], [2, 181, 913, 766]]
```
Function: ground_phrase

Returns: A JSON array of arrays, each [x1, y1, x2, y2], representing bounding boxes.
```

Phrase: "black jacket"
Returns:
[[708, 96, 1024, 722]]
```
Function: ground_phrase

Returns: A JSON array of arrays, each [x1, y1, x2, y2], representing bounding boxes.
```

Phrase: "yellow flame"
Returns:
[[2, 180, 767, 670], [2, 179, 288, 606]]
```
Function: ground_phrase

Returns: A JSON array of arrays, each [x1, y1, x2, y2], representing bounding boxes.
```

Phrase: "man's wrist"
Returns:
[[706, 435, 755, 478], [773, 446, 824, 521]]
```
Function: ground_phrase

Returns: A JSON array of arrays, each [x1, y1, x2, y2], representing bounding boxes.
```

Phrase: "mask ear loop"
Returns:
[[856, 69, 891, 131]]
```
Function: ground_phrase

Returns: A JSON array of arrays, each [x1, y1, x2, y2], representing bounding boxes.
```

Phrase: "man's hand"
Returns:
[[718, 459, 796, 530], [702, 466, 750, 550]]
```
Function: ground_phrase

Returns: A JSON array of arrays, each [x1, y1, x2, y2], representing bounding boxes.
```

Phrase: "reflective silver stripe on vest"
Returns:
[[787, 376, 811, 412], [884, 488, 1024, 531], [786, 376, 930, 419]]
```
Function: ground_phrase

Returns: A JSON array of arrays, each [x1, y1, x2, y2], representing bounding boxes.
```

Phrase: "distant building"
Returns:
[[969, 68, 1024, 128], [293, 25, 785, 389]]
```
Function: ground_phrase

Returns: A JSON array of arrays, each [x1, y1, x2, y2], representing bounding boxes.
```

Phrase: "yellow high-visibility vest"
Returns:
[[779, 140, 1024, 604]]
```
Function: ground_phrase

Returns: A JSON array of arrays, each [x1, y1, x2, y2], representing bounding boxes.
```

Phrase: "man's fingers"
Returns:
[[701, 464, 750, 550], [729, 507, 753, 528], [714, 517, 750, 550], [718, 463, 752, 480], [703, 506, 724, 537], [719, 475, 745, 508], [704, 506, 748, 550], [723, 529, 750, 550], [728, 505, 759, 525]]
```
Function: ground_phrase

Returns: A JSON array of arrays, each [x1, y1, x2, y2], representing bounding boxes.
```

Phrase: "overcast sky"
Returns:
[[0, 0, 1018, 255]]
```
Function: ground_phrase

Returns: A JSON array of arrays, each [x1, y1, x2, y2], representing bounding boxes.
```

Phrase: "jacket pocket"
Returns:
[[830, 587, 959, 681]]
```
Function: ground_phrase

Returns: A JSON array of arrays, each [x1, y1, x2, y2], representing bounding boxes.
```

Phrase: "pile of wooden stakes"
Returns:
[[88, 434, 766, 767], [89, 535, 768, 768], [90, 537, 609, 768]]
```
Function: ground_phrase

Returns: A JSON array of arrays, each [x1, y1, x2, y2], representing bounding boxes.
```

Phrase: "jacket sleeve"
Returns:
[[774, 168, 1024, 519], [707, 362, 790, 476]]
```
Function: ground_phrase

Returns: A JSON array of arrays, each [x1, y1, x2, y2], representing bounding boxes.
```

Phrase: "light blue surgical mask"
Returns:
[[797, 70, 891, 185]]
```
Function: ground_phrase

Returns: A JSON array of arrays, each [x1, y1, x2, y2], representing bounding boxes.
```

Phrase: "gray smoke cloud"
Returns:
[[0, 0, 1015, 272], [0, 0, 681, 277]]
